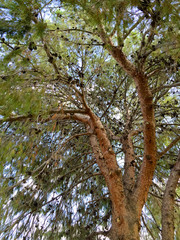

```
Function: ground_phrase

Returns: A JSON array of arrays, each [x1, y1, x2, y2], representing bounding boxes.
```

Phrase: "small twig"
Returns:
[[124, 16, 144, 40], [61, 132, 91, 148], [152, 82, 180, 94], [86, 193, 109, 204], [142, 214, 156, 240], [157, 136, 180, 161], [145, 204, 161, 231], [49, 28, 94, 35], [101, 76, 126, 119], [147, 68, 162, 78]]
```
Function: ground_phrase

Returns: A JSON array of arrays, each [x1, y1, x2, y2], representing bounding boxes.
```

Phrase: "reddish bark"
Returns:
[[86, 110, 140, 239], [88, 112, 128, 237], [99, 27, 157, 219]]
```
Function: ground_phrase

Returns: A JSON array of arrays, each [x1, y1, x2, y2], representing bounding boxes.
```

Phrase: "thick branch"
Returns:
[[161, 151, 180, 240], [98, 23, 156, 216], [87, 110, 128, 236], [0, 108, 88, 124], [88, 131, 109, 178]]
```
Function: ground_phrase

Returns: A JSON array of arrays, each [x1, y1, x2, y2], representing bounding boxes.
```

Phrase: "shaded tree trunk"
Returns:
[[162, 150, 180, 240], [108, 205, 140, 240]]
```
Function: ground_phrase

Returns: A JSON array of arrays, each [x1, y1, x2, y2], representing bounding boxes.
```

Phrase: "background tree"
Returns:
[[0, 0, 179, 239]]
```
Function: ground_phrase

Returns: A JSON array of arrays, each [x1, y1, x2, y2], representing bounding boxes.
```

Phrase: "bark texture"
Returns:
[[162, 151, 180, 240], [85, 109, 140, 239], [99, 25, 156, 213]]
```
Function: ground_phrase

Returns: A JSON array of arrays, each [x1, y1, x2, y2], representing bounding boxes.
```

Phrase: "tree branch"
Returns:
[[60, 132, 91, 149], [97, 16, 156, 217], [88, 128, 108, 176], [124, 16, 144, 40], [0, 108, 88, 124], [101, 76, 126, 119], [157, 136, 180, 161], [152, 82, 180, 94], [122, 132, 136, 196], [87, 110, 128, 234], [142, 214, 156, 240]]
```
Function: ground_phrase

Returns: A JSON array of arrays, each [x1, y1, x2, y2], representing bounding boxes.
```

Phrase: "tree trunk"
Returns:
[[162, 151, 180, 240], [108, 207, 140, 240], [86, 111, 141, 240]]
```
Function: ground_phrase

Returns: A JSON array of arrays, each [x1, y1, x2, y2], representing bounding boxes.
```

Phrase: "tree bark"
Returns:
[[87, 110, 141, 240], [98, 25, 157, 219], [161, 150, 180, 240]]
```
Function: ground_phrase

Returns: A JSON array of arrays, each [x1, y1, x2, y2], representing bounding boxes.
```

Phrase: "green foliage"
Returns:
[[0, 0, 179, 239]]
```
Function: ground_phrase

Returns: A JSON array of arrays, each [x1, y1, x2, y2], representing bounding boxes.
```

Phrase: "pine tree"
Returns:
[[0, 1, 180, 239]]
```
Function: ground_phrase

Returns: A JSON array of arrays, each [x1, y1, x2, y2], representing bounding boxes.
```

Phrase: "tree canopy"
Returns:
[[0, 0, 180, 239]]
